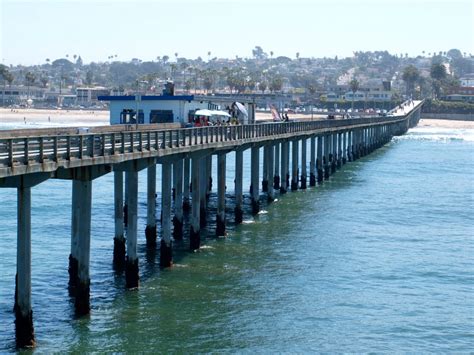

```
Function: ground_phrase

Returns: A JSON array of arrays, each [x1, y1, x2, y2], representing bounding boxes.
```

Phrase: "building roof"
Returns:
[[98, 95, 194, 102]]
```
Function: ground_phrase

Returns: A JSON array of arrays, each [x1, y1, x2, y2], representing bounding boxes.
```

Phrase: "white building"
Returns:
[[98, 94, 255, 125]]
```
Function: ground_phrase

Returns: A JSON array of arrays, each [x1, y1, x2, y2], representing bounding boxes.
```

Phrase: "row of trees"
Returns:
[[401, 62, 459, 99], [1, 47, 471, 104]]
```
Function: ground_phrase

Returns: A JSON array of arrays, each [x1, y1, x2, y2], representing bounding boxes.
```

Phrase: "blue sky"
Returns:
[[1, 0, 472, 65]]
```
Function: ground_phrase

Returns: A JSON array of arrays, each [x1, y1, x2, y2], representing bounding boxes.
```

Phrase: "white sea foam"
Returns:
[[397, 127, 474, 143]]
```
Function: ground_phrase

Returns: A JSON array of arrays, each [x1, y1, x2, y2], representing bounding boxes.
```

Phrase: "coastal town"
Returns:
[[0, 48, 472, 118]]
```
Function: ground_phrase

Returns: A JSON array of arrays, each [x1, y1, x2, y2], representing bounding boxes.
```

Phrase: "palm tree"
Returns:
[[401, 65, 420, 98], [349, 77, 359, 111], [270, 51, 274, 59], [430, 63, 447, 98], [207, 51, 211, 62], [25, 71, 36, 100]]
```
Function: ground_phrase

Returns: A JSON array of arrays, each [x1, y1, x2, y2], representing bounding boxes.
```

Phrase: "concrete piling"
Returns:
[[267, 145, 275, 202], [280, 141, 288, 194], [317, 136, 323, 184], [331, 133, 337, 173], [190, 156, 201, 250], [216, 153, 226, 236], [291, 140, 299, 191], [324, 135, 330, 180], [113, 171, 125, 269], [160, 163, 173, 267], [173, 160, 184, 240], [301, 138, 307, 189], [182, 157, 191, 212], [15, 185, 35, 348], [273, 143, 280, 189], [309, 137, 316, 186], [251, 146, 260, 214], [199, 158, 207, 227], [235, 150, 244, 223], [145, 165, 157, 247], [74, 179, 92, 316], [262, 146, 268, 192], [125, 170, 139, 288]]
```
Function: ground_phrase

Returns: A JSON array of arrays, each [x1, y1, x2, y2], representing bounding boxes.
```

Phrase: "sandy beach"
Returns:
[[416, 118, 474, 129], [1, 108, 472, 130]]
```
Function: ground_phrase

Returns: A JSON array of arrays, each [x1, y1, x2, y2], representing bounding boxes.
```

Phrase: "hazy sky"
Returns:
[[1, 0, 473, 66]]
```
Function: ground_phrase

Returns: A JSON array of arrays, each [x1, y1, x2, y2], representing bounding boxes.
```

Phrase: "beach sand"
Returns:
[[1, 108, 472, 129], [417, 119, 474, 129]]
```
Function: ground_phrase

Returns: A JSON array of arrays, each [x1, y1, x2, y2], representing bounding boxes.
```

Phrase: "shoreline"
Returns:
[[1, 108, 474, 130]]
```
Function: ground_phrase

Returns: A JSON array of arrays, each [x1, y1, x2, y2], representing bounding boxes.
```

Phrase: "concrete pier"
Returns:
[[309, 137, 316, 186], [182, 157, 191, 212], [216, 153, 226, 236], [160, 163, 173, 267], [113, 171, 125, 269], [0, 100, 425, 347], [173, 160, 184, 240], [301, 138, 307, 189], [251, 146, 260, 214], [273, 143, 280, 189], [125, 170, 139, 288], [235, 150, 244, 223], [190, 156, 201, 250], [291, 140, 299, 191], [15, 185, 35, 348], [145, 165, 157, 247]]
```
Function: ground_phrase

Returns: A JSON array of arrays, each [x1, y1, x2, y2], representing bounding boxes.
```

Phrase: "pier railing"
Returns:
[[0, 116, 404, 175]]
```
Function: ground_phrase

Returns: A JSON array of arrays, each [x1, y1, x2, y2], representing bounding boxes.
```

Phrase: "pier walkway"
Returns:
[[0, 100, 423, 348]]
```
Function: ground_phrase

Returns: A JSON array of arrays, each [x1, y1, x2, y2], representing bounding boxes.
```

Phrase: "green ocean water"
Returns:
[[0, 126, 473, 352]]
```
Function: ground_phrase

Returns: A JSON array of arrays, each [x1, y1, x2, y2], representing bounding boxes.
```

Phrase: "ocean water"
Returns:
[[0, 125, 473, 352]]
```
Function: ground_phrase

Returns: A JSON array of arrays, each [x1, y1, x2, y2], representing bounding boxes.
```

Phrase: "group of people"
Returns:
[[191, 115, 240, 127]]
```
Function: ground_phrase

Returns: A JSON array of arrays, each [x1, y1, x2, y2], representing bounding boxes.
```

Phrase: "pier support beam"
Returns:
[[251, 146, 260, 214], [280, 141, 289, 194], [273, 143, 280, 189], [125, 170, 139, 288], [291, 140, 299, 191], [190, 156, 201, 250], [309, 137, 316, 187], [267, 145, 275, 201], [73, 179, 92, 316], [235, 149, 244, 223], [262, 146, 268, 192], [145, 165, 157, 247], [317, 136, 323, 184], [324, 135, 330, 180], [160, 163, 173, 267], [347, 131, 353, 162], [216, 153, 226, 236], [301, 138, 307, 189], [182, 157, 191, 212], [113, 171, 125, 269], [332, 133, 337, 173], [337, 133, 342, 168], [173, 160, 184, 240], [199, 158, 207, 227], [15, 185, 35, 348]]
